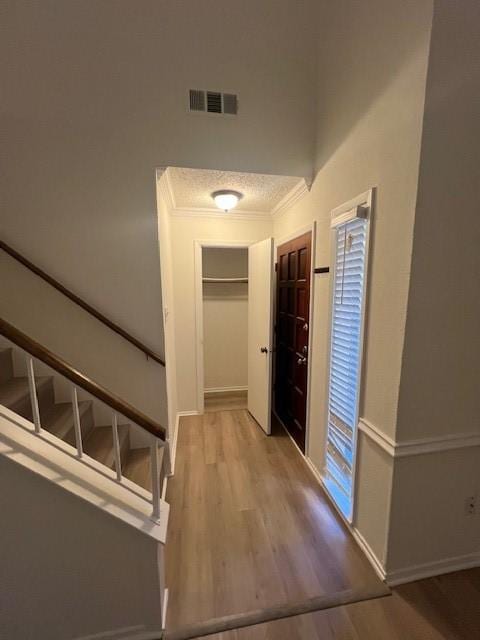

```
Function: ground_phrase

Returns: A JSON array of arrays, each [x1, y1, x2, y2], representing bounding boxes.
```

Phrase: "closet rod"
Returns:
[[202, 277, 248, 283]]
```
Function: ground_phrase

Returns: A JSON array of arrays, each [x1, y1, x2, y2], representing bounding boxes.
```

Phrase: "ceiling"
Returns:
[[163, 167, 306, 218]]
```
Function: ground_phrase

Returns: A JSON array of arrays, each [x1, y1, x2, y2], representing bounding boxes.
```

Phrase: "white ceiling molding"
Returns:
[[159, 167, 306, 220], [271, 179, 309, 218], [169, 207, 272, 221]]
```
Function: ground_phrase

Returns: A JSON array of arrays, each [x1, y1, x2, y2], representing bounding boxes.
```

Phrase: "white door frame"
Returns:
[[273, 221, 316, 458], [194, 239, 253, 414]]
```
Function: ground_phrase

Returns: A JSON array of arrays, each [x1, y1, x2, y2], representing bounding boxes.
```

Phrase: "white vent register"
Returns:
[[323, 193, 372, 522], [189, 89, 238, 115]]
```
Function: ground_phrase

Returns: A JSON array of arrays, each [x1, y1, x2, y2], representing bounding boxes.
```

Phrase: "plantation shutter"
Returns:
[[324, 208, 369, 521]]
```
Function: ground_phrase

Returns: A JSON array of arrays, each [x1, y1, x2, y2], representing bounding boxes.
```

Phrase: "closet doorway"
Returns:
[[197, 244, 249, 413]]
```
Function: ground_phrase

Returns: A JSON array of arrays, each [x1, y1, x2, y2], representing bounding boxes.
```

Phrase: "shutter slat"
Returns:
[[326, 216, 368, 519]]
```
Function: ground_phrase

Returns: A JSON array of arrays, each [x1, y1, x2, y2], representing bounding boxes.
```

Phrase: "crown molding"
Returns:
[[271, 179, 309, 218], [157, 170, 308, 220], [169, 206, 271, 221]]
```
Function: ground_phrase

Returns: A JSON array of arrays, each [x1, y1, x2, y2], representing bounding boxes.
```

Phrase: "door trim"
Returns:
[[274, 221, 316, 457], [194, 239, 252, 415]]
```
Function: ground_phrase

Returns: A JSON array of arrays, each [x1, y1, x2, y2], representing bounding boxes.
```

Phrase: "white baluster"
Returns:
[[112, 413, 122, 482], [150, 437, 161, 521], [26, 356, 41, 433], [71, 386, 83, 458]]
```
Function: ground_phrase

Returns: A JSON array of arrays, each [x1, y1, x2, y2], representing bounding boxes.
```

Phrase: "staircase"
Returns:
[[0, 318, 170, 639], [0, 346, 164, 494], [0, 346, 166, 496]]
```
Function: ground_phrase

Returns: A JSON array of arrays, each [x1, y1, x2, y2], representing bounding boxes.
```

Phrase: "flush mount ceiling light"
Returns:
[[212, 190, 243, 212]]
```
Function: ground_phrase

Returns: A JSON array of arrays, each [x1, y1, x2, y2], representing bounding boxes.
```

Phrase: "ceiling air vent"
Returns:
[[189, 89, 206, 112], [188, 89, 238, 115]]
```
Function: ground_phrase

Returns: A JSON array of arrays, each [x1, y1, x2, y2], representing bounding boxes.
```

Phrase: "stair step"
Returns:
[[123, 446, 165, 492], [41, 400, 93, 445], [0, 376, 53, 421], [0, 348, 13, 385], [83, 424, 130, 470]]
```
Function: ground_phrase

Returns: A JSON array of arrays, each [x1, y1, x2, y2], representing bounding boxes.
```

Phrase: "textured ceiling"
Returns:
[[167, 167, 302, 213]]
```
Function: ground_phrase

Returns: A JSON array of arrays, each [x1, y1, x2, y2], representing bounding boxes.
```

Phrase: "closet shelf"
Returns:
[[202, 277, 248, 284]]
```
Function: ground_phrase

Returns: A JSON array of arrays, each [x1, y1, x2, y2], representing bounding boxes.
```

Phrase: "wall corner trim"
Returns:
[[358, 418, 480, 458], [271, 179, 309, 218]]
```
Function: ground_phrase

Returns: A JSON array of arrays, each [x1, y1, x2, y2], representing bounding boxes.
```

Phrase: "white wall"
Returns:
[[0, 250, 168, 428], [0, 436, 164, 640], [0, 0, 317, 355], [203, 248, 248, 391], [387, 0, 480, 574], [273, 0, 434, 566], [167, 212, 272, 413]]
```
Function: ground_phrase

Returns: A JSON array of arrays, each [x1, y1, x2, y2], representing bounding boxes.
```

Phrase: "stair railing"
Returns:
[[0, 239, 166, 366], [0, 317, 169, 521]]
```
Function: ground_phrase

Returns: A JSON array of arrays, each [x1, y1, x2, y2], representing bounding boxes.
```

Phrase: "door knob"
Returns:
[[260, 347, 269, 354], [297, 356, 307, 365]]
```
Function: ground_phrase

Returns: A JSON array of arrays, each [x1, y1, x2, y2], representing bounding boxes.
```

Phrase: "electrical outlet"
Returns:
[[465, 495, 477, 515]]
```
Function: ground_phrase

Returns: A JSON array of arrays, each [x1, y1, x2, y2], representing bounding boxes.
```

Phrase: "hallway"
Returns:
[[165, 410, 383, 632]]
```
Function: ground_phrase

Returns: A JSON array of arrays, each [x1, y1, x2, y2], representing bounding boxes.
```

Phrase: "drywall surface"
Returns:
[[397, 0, 480, 442], [273, 0, 434, 564], [203, 248, 248, 391], [0, 250, 168, 429], [169, 215, 272, 412], [1, 0, 317, 363], [0, 454, 163, 640], [387, 447, 480, 574], [389, 0, 480, 573]]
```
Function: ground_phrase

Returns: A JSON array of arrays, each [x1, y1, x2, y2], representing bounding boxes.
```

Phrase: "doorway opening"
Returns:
[[201, 246, 249, 413]]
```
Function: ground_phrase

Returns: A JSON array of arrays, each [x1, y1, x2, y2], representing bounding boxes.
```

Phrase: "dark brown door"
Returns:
[[275, 232, 311, 453]]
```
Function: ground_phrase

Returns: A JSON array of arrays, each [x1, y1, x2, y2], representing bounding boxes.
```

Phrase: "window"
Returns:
[[324, 194, 372, 521]]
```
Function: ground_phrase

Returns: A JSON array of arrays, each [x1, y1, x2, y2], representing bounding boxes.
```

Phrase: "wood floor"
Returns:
[[188, 567, 480, 639], [204, 390, 248, 413], [165, 409, 382, 632]]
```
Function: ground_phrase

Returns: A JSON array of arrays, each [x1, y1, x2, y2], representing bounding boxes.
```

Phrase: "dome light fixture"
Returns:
[[212, 189, 243, 212]]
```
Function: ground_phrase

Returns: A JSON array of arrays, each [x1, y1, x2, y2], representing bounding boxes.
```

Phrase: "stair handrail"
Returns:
[[0, 317, 166, 441], [0, 239, 165, 366]]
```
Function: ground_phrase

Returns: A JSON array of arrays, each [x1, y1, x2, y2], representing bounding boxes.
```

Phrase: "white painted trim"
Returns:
[[205, 387, 247, 394], [386, 552, 480, 586], [330, 190, 372, 227], [352, 527, 387, 582], [302, 452, 387, 583], [359, 417, 480, 458], [161, 588, 169, 631], [162, 168, 306, 221], [358, 418, 396, 456], [177, 410, 201, 417], [0, 405, 169, 544], [274, 223, 316, 248], [271, 179, 309, 218], [323, 188, 374, 525], [170, 207, 272, 221]]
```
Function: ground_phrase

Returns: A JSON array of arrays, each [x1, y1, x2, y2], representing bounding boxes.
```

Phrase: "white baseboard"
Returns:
[[302, 453, 387, 583], [385, 552, 480, 586], [162, 587, 169, 631], [204, 386, 248, 394], [352, 527, 387, 582], [177, 410, 201, 416]]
